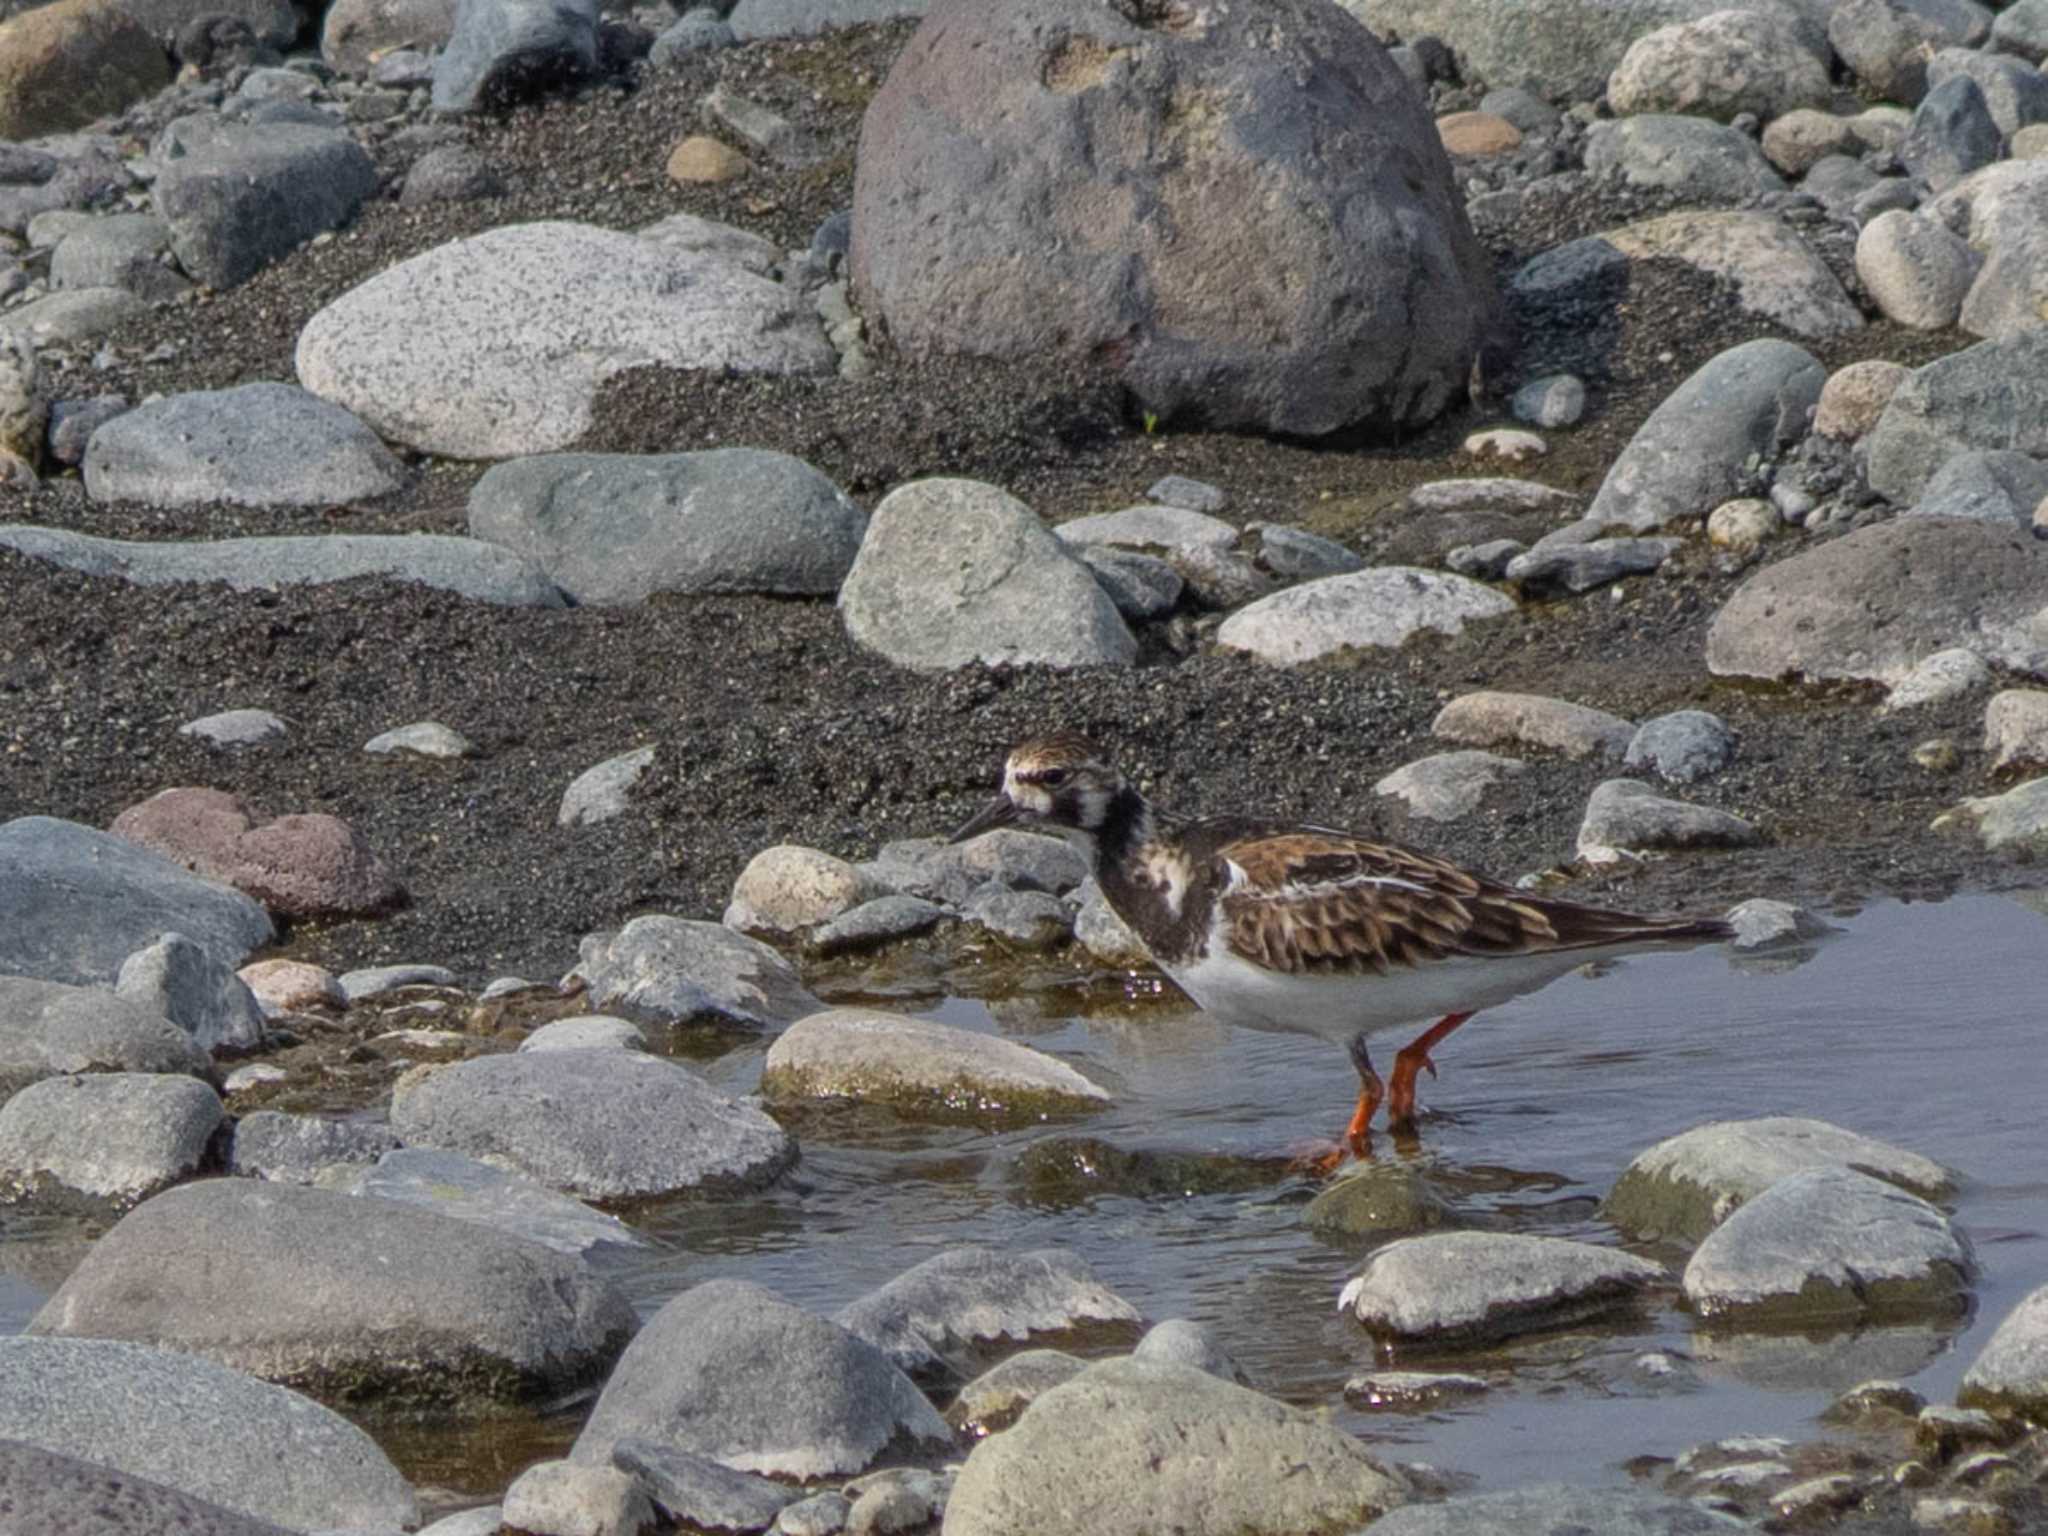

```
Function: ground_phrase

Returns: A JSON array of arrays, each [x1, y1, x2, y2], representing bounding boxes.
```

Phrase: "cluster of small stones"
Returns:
[[7, 0, 2048, 1526]]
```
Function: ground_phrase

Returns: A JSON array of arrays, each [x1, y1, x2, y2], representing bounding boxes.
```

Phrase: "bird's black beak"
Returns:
[[949, 794, 1020, 844]]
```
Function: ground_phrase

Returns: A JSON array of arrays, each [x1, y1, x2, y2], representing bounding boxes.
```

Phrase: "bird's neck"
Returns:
[[1091, 785, 1163, 873]]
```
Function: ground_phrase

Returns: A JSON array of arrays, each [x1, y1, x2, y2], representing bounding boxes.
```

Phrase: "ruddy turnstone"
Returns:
[[950, 733, 1733, 1165]]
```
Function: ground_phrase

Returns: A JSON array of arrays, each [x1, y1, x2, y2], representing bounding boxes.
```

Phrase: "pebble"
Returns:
[[1432, 690, 1634, 760], [176, 708, 288, 746], [806, 894, 948, 955], [1463, 428, 1546, 460], [1509, 373, 1585, 428], [1725, 898, 1832, 950], [1623, 710, 1736, 784], [1131, 1318, 1246, 1384], [1344, 1371, 1488, 1409], [339, 963, 457, 1003], [1705, 497, 1779, 555], [1145, 474, 1227, 513], [559, 746, 657, 828], [1304, 1160, 1455, 1235], [238, 958, 345, 1015], [364, 721, 475, 758], [667, 134, 750, 182]]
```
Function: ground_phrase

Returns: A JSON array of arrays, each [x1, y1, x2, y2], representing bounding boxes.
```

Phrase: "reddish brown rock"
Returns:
[[0, 0, 170, 141], [110, 788, 404, 920]]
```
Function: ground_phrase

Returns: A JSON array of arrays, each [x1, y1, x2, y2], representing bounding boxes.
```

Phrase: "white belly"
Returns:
[[1161, 944, 1663, 1045]]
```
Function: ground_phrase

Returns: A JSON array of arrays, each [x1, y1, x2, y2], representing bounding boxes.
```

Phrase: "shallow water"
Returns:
[[6, 891, 2045, 1501]]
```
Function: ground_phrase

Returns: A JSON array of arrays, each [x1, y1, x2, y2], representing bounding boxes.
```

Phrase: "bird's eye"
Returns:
[[1040, 768, 1071, 788]]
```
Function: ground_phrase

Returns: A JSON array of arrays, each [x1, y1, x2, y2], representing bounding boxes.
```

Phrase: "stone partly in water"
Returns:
[[1304, 1160, 1458, 1236], [947, 1348, 1089, 1439], [342, 1147, 652, 1257], [26, 1178, 639, 1414], [390, 1047, 796, 1201], [942, 1358, 1409, 1536], [1934, 777, 2048, 854], [1682, 1167, 1975, 1325], [760, 1008, 1110, 1125], [1340, 1232, 1666, 1346], [1604, 1116, 1957, 1245], [0, 1071, 222, 1205], [833, 1245, 1144, 1381], [570, 913, 821, 1029], [1959, 1283, 2048, 1421], [570, 1278, 954, 1479]]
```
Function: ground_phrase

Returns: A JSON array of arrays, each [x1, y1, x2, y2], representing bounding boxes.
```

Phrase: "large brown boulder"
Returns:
[[849, 0, 1498, 438], [0, 0, 169, 141]]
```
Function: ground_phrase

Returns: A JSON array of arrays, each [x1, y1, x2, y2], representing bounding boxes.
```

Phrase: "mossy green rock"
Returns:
[[1305, 1161, 1456, 1235]]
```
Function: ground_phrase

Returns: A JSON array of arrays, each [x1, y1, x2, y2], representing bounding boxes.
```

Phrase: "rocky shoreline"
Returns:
[[4, 0, 2048, 1529]]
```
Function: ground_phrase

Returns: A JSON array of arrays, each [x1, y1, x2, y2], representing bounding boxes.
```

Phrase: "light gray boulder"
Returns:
[[1705, 518, 2048, 685], [1585, 338, 1824, 533], [1830, 0, 1988, 103], [520, 1015, 647, 1052], [0, 1440, 297, 1536], [228, 1110, 402, 1184], [1370, 1485, 1747, 1535], [942, 1357, 1408, 1536], [1055, 504, 1237, 558], [852, 0, 1496, 438], [0, 287, 149, 346], [570, 914, 820, 1029], [1131, 1319, 1247, 1384], [1607, 8, 1831, 122], [431, 0, 597, 112], [1604, 1116, 1958, 1244], [1577, 779, 1759, 861], [1865, 331, 2048, 505], [116, 931, 267, 1053], [559, 745, 657, 828], [0, 525, 565, 607], [48, 212, 189, 302], [1340, 1232, 1665, 1345], [1900, 75, 2003, 194], [1215, 567, 1514, 665], [0, 1072, 221, 1204], [1959, 195, 2048, 343], [569, 1278, 953, 1479], [725, 845, 883, 937], [0, 1335, 417, 1530], [1373, 750, 1527, 821], [839, 479, 1136, 671], [297, 222, 833, 459], [1682, 1167, 1974, 1324], [81, 383, 403, 508], [343, 1147, 652, 1256], [0, 977, 210, 1101], [1886, 647, 1996, 712], [27, 1178, 638, 1412], [807, 895, 949, 955], [610, 1437, 801, 1532], [1624, 711, 1736, 783], [1986, 689, 2048, 769], [833, 1246, 1142, 1380], [152, 117, 378, 289], [1927, 46, 2048, 139], [761, 1009, 1109, 1125], [389, 1048, 795, 1200], [1856, 211, 1981, 331], [0, 816, 273, 988], [1994, 0, 2048, 61], [469, 449, 866, 604], [963, 885, 1072, 947], [1911, 450, 2048, 528], [1960, 1283, 2048, 1421], [1582, 115, 1786, 204]]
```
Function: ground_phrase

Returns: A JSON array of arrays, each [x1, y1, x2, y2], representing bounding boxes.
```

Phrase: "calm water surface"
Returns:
[[7, 892, 2045, 1499]]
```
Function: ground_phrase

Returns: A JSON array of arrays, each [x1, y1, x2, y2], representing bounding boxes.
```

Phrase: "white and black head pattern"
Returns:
[[949, 733, 1132, 845]]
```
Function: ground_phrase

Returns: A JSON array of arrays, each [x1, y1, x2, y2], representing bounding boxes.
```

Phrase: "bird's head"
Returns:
[[949, 734, 1127, 844]]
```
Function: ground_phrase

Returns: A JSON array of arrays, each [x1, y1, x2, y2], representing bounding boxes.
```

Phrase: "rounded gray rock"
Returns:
[[0, 1072, 221, 1204], [1960, 1282, 2048, 1421], [1623, 710, 1736, 784], [28, 1178, 638, 1412], [839, 478, 1136, 671], [0, 975, 210, 1102], [1340, 1232, 1665, 1345], [1856, 210, 1981, 331], [115, 930, 267, 1053], [390, 1047, 795, 1200], [1582, 115, 1786, 204], [1607, 8, 1830, 121], [570, 1277, 953, 1479], [228, 1109, 402, 1183], [0, 1439, 297, 1536], [1216, 567, 1514, 665], [571, 913, 820, 1028]]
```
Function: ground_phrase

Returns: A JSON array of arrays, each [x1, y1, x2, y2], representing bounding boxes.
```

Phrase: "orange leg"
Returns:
[[1386, 1012, 1473, 1130], [1305, 1033, 1386, 1176]]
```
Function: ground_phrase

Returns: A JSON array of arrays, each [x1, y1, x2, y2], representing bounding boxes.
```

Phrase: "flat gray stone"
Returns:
[[0, 525, 565, 607], [389, 1048, 795, 1200], [296, 221, 833, 460], [0, 1440, 295, 1536], [1369, 1485, 1746, 1536], [116, 931, 267, 1053], [559, 745, 657, 827], [1586, 338, 1825, 533], [1583, 115, 1786, 203], [570, 914, 820, 1029], [339, 963, 458, 1002], [0, 1335, 417, 1530], [1345, 1370, 1488, 1409], [432, 0, 596, 111], [1960, 1282, 2048, 1421], [839, 479, 1136, 672], [1705, 518, 2048, 685], [611, 1437, 801, 1531], [833, 1245, 1142, 1380], [1624, 710, 1736, 783], [178, 708, 287, 747], [962, 885, 1071, 947], [343, 1147, 651, 1256], [1250, 523, 1364, 580], [1911, 449, 2048, 528], [1864, 318, 2048, 506], [28, 1178, 637, 1413], [469, 449, 865, 604], [365, 721, 475, 758], [81, 383, 402, 508], [520, 1015, 646, 1052], [804, 896, 947, 956], [1683, 1167, 1974, 1324], [0, 976, 210, 1102], [1055, 504, 1238, 557], [1602, 213, 1861, 340], [1935, 775, 2048, 853], [1078, 545, 1185, 621], [1603, 1116, 1958, 1245], [0, 816, 273, 988], [152, 117, 378, 290], [1373, 750, 1527, 821], [0, 286, 148, 345], [0, 1072, 221, 1204], [570, 1278, 953, 1479], [1215, 567, 1514, 665], [1579, 780, 1758, 862], [1340, 1232, 1665, 1345], [762, 1009, 1108, 1125], [1432, 690, 1635, 759], [227, 1110, 402, 1183], [942, 1357, 1408, 1536], [48, 212, 188, 302], [1505, 536, 1680, 593]]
